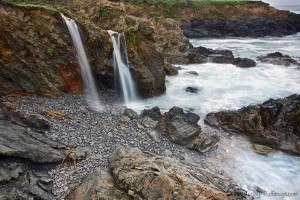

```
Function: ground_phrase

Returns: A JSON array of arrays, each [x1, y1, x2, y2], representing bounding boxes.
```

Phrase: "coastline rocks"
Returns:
[[205, 94, 300, 155], [257, 52, 300, 66], [180, 3, 300, 38], [109, 146, 248, 200], [188, 46, 257, 68], [156, 106, 218, 153]]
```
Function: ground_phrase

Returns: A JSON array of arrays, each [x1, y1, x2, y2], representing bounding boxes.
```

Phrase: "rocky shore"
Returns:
[[1, 91, 251, 199]]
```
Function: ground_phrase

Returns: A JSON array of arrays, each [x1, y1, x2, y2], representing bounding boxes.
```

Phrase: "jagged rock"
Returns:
[[122, 108, 138, 120], [233, 58, 257, 68], [205, 94, 300, 155], [27, 113, 51, 129], [156, 106, 218, 153], [67, 168, 130, 200], [257, 52, 300, 66], [109, 146, 248, 200]]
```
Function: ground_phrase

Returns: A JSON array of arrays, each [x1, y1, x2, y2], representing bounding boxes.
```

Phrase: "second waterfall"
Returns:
[[108, 30, 137, 105]]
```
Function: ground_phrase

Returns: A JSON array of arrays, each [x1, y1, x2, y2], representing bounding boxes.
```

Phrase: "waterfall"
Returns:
[[108, 30, 137, 105], [61, 14, 103, 111]]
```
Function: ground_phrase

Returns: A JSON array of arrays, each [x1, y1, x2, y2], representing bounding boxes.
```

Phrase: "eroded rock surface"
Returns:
[[205, 94, 300, 155], [109, 146, 248, 200]]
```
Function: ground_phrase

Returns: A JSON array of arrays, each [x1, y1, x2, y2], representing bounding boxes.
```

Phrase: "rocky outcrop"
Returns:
[[188, 46, 257, 67], [180, 2, 300, 38], [257, 52, 300, 66], [0, 101, 89, 199], [109, 146, 248, 200], [205, 94, 300, 155], [156, 106, 219, 153]]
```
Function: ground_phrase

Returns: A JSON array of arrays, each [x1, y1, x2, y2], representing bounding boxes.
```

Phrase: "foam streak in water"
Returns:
[[61, 14, 103, 111], [108, 30, 137, 105]]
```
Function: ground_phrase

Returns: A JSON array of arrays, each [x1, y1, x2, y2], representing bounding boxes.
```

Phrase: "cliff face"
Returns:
[[0, 0, 170, 98], [0, 2, 83, 96]]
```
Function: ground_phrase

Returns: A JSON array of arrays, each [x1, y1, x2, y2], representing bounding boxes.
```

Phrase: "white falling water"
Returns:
[[108, 30, 137, 105], [61, 14, 103, 112]]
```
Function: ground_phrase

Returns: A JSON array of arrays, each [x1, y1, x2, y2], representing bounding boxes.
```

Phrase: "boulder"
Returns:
[[205, 94, 300, 155], [122, 108, 138, 120], [156, 106, 218, 153], [140, 106, 162, 121], [67, 168, 130, 200], [257, 52, 300, 66], [233, 58, 257, 68], [109, 146, 248, 200]]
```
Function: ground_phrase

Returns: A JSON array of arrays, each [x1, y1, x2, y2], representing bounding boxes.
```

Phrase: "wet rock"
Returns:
[[66, 168, 129, 200], [27, 113, 51, 129], [185, 87, 199, 94], [187, 71, 198, 76], [110, 146, 248, 200], [257, 52, 300, 66], [156, 106, 218, 153], [122, 108, 138, 120], [233, 58, 257, 68], [140, 117, 157, 128], [164, 62, 179, 75], [205, 94, 300, 155], [251, 144, 275, 155]]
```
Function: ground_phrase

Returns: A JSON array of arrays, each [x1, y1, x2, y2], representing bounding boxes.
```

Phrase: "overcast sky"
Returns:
[[262, 0, 300, 5]]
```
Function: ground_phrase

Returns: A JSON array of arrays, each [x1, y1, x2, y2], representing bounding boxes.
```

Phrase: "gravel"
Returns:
[[1, 90, 222, 199]]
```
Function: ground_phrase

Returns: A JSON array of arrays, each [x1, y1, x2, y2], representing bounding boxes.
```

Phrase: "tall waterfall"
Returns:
[[61, 14, 103, 111], [108, 30, 137, 105]]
